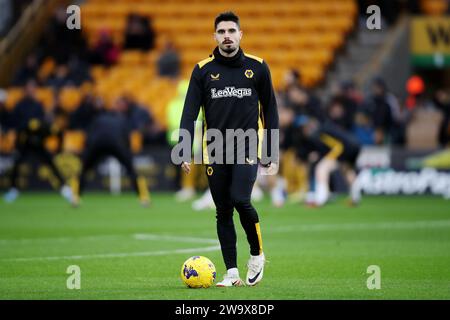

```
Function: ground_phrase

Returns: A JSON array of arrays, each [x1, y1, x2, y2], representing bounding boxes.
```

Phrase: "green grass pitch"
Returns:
[[0, 193, 449, 299]]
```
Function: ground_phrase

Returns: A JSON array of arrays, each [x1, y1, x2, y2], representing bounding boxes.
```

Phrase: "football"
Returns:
[[181, 256, 216, 288]]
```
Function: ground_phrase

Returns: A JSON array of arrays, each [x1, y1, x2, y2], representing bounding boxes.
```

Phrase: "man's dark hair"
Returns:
[[214, 11, 240, 30]]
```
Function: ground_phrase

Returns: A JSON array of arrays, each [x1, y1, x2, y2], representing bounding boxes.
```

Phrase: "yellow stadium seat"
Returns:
[[45, 135, 60, 153], [37, 57, 56, 82], [36, 88, 54, 111], [79, 0, 356, 102], [63, 131, 86, 154], [130, 131, 143, 154], [59, 87, 82, 112], [5, 88, 24, 111], [119, 50, 146, 65], [0, 130, 16, 154]]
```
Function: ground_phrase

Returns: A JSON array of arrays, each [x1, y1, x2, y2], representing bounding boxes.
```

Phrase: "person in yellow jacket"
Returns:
[[167, 80, 207, 202]]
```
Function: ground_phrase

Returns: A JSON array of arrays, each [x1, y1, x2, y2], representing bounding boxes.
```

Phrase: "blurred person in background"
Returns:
[[363, 77, 395, 144], [405, 75, 425, 110], [338, 80, 364, 106], [123, 13, 155, 51], [281, 68, 301, 92], [71, 97, 150, 207], [433, 89, 450, 147], [69, 93, 103, 131], [89, 30, 120, 66], [328, 80, 363, 131], [167, 80, 207, 203], [51, 92, 70, 131], [262, 100, 295, 207], [66, 55, 93, 86], [3, 79, 72, 203], [157, 41, 181, 79], [12, 53, 38, 86], [257, 96, 293, 207], [116, 95, 165, 146], [352, 109, 375, 145], [280, 70, 325, 120], [0, 89, 13, 132], [294, 116, 361, 207], [271, 69, 320, 206], [45, 64, 73, 90], [390, 102, 410, 146], [326, 97, 353, 130], [40, 5, 87, 64]]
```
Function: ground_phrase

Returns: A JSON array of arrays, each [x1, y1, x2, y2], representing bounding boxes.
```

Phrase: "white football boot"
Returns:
[[175, 188, 195, 202], [60, 184, 73, 203], [216, 268, 245, 287], [246, 253, 265, 286], [3, 188, 19, 203], [251, 184, 264, 202], [270, 178, 286, 207], [192, 189, 215, 211], [349, 180, 361, 206]]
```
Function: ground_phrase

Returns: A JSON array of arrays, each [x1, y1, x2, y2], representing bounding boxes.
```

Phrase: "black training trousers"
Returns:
[[78, 140, 138, 195], [10, 143, 65, 189], [206, 163, 263, 270]]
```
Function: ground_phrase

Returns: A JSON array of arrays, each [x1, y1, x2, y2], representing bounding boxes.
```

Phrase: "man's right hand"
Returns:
[[181, 161, 191, 174]]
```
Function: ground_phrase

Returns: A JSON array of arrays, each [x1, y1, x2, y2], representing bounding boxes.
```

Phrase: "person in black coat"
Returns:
[[71, 99, 150, 207], [3, 79, 72, 203]]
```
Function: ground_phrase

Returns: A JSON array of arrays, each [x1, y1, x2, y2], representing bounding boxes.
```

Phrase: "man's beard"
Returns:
[[221, 45, 237, 54]]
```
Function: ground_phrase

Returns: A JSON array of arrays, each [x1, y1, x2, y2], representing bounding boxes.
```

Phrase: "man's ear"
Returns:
[[239, 30, 243, 40]]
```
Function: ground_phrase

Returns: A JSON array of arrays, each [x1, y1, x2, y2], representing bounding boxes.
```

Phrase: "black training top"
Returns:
[[179, 47, 279, 164]]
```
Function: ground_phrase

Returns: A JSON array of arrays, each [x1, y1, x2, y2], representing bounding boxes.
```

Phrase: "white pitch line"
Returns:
[[268, 220, 450, 233], [0, 235, 121, 245], [0, 245, 221, 262], [133, 234, 219, 244], [0, 233, 218, 245], [2, 220, 448, 261]]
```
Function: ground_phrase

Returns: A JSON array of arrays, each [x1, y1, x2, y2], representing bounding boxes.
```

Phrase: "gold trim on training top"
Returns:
[[320, 134, 344, 160], [257, 101, 264, 159], [201, 106, 210, 164], [197, 56, 214, 69], [244, 53, 264, 64]]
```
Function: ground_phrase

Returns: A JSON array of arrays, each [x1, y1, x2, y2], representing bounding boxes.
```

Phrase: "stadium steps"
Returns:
[[316, 20, 388, 99], [354, 15, 410, 98], [0, 0, 68, 87]]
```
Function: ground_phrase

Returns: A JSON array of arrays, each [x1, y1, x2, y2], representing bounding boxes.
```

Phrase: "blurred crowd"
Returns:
[[278, 70, 450, 150], [174, 69, 450, 209], [1, 5, 449, 204], [2, 5, 449, 153], [0, 7, 176, 150]]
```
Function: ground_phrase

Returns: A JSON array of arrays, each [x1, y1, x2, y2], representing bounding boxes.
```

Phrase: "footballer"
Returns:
[[178, 12, 279, 286]]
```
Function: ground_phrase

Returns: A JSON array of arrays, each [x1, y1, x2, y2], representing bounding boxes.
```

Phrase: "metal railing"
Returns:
[[0, 0, 66, 87]]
